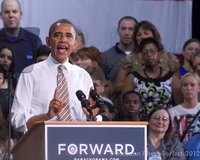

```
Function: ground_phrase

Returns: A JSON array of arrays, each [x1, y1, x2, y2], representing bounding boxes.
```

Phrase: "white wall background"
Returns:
[[0, 0, 192, 54]]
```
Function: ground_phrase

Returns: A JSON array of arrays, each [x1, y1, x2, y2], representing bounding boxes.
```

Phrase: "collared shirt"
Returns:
[[101, 43, 126, 83], [11, 54, 93, 132], [0, 28, 42, 75]]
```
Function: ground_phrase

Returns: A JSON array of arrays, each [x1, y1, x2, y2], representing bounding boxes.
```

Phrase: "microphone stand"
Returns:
[[6, 70, 15, 160]]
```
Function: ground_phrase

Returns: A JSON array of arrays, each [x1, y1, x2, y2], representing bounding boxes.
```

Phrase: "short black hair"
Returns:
[[118, 16, 138, 28], [33, 45, 51, 63], [122, 90, 142, 103], [104, 101, 115, 113], [140, 37, 163, 52], [49, 19, 77, 38]]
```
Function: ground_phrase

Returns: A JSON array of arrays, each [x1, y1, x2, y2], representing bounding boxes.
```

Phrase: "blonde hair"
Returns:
[[181, 72, 200, 87]]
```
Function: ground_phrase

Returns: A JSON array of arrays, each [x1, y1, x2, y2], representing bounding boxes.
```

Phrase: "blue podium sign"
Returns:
[[45, 124, 147, 160]]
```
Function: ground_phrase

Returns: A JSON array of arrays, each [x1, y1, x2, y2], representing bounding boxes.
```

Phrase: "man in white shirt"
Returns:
[[11, 19, 95, 133]]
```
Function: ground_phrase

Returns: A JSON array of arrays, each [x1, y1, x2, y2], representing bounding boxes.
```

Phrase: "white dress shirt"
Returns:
[[11, 54, 93, 132]]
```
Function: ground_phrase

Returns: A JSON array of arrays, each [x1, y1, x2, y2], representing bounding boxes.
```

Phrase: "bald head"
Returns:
[[1, 0, 21, 11]]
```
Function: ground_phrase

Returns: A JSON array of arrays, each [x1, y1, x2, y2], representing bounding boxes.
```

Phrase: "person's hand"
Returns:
[[47, 88, 68, 119]]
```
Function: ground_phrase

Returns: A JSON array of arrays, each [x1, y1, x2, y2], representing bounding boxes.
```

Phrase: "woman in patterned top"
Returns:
[[116, 21, 180, 93], [122, 38, 183, 120]]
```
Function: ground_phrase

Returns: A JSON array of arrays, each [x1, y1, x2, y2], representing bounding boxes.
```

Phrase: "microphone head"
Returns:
[[90, 89, 99, 101], [76, 90, 86, 101]]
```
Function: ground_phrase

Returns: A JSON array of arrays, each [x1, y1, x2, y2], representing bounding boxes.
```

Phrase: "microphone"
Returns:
[[90, 90, 105, 112], [76, 90, 90, 110]]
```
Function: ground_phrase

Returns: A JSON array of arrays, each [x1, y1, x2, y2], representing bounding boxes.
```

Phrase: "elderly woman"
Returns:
[[123, 38, 183, 120], [169, 72, 200, 145], [116, 21, 180, 93], [179, 38, 200, 76], [147, 106, 185, 160]]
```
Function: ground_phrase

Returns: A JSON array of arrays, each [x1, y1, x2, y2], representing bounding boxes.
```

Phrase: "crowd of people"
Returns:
[[0, 0, 200, 159]]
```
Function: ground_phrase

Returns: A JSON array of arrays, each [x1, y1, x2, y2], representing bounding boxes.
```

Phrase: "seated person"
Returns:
[[100, 97, 115, 121], [147, 106, 185, 160], [179, 38, 200, 76], [122, 90, 142, 121], [33, 45, 51, 63], [75, 46, 102, 69], [123, 38, 183, 120], [184, 133, 200, 160], [85, 66, 122, 120], [169, 72, 200, 145]]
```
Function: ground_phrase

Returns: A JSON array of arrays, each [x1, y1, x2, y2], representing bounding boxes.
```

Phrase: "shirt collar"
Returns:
[[0, 28, 27, 42], [114, 43, 125, 54], [47, 53, 71, 73]]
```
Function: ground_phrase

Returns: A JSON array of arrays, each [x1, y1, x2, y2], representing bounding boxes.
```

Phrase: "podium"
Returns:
[[11, 121, 148, 160]]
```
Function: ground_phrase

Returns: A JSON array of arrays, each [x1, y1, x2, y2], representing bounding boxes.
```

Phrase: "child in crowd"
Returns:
[[122, 90, 142, 121], [100, 97, 115, 121]]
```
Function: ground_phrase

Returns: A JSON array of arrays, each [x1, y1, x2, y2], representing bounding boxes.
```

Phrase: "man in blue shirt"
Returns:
[[0, 0, 42, 76]]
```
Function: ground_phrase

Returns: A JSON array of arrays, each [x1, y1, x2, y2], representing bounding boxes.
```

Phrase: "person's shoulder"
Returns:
[[169, 104, 182, 112], [21, 28, 40, 39], [70, 63, 90, 76], [101, 46, 116, 55], [22, 60, 47, 74]]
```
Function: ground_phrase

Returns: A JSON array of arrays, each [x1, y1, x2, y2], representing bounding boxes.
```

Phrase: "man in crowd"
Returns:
[[0, 0, 42, 76], [11, 19, 95, 133], [101, 16, 137, 83]]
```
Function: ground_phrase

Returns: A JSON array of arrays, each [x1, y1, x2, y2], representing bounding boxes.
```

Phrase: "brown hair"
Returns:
[[133, 21, 163, 54], [77, 30, 85, 44], [0, 45, 15, 72], [77, 46, 102, 67], [85, 66, 106, 84], [118, 16, 138, 28], [148, 106, 174, 142], [183, 38, 200, 51], [190, 50, 200, 69]]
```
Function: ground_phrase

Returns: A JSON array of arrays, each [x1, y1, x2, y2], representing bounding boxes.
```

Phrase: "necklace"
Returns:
[[144, 67, 162, 79]]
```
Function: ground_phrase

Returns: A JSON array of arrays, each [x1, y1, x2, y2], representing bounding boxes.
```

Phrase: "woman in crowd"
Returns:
[[116, 21, 180, 93], [179, 38, 200, 76], [123, 38, 183, 120], [169, 72, 200, 145], [147, 106, 185, 160], [75, 46, 102, 69], [0, 45, 15, 95]]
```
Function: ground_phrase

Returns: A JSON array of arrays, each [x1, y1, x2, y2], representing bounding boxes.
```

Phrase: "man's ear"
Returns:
[[46, 37, 50, 47], [74, 39, 79, 50], [0, 12, 2, 19], [20, 11, 23, 19], [117, 28, 120, 36]]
